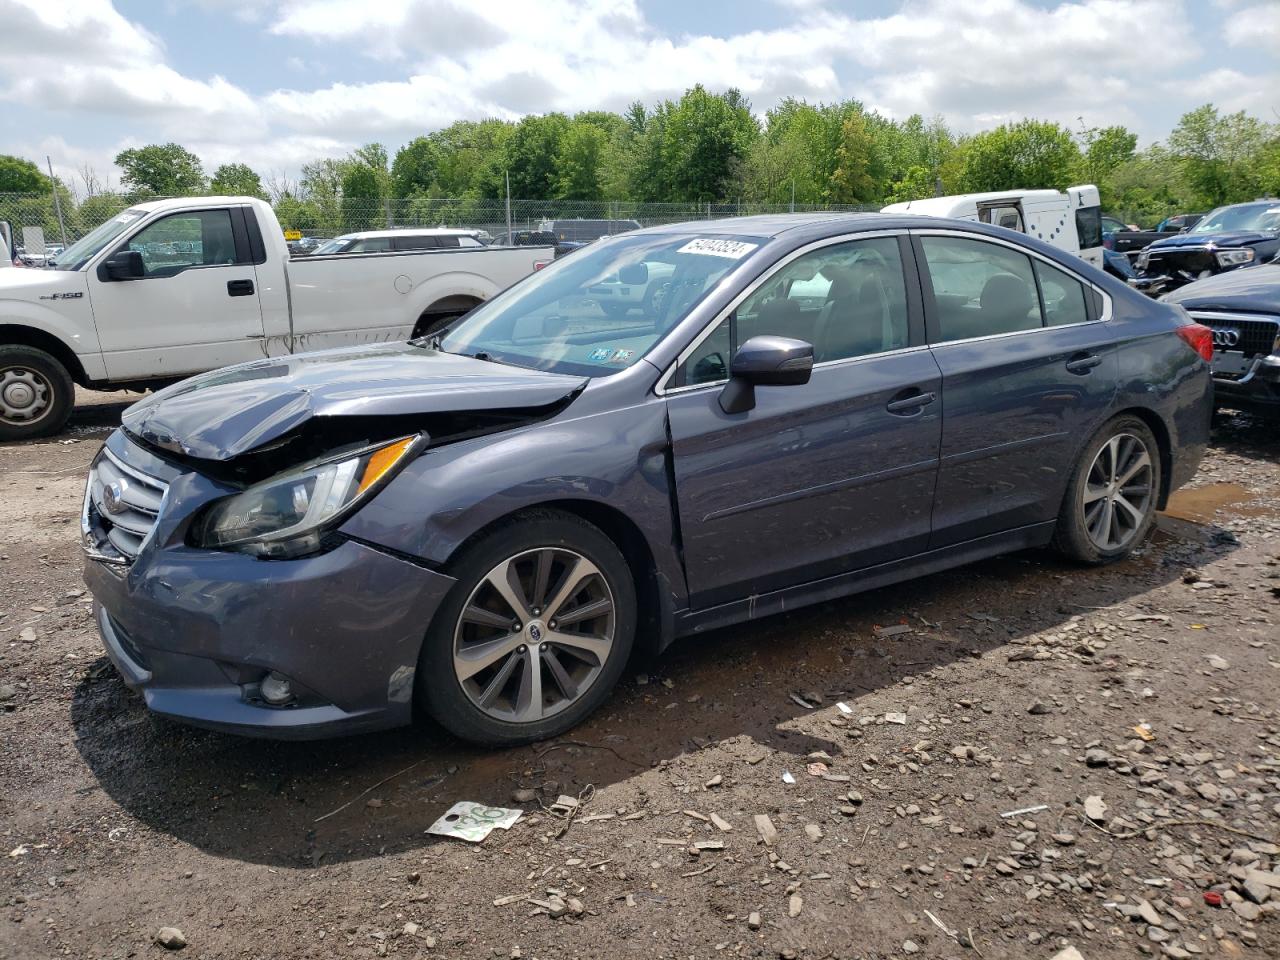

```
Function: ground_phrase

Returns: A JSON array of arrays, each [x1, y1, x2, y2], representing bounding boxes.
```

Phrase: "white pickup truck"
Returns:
[[0, 196, 552, 440]]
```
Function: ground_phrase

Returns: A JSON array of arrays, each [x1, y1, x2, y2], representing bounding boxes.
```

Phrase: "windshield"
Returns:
[[438, 232, 763, 376], [52, 208, 147, 270], [1190, 203, 1280, 235]]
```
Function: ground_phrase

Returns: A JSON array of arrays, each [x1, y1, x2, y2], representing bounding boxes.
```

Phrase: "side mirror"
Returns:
[[719, 335, 813, 414], [618, 262, 648, 285], [99, 250, 144, 281]]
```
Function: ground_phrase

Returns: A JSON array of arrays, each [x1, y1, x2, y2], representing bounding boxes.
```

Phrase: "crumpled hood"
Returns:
[[1149, 231, 1273, 250], [1161, 262, 1280, 313], [122, 342, 587, 461]]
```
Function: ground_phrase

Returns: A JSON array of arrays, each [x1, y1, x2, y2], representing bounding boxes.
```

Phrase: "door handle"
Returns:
[[227, 279, 254, 297], [1065, 353, 1102, 374], [886, 390, 936, 414]]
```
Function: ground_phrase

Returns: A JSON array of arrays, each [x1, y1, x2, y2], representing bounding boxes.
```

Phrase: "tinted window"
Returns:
[[394, 235, 439, 250], [921, 235, 1041, 342], [436, 235, 460, 248], [347, 237, 392, 253], [1036, 260, 1091, 327], [1075, 206, 1103, 249], [680, 236, 909, 385], [125, 210, 238, 276]]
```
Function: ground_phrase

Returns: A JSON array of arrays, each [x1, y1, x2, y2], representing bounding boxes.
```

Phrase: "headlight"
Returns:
[[195, 435, 419, 558], [1135, 250, 1150, 268], [1216, 248, 1255, 267]]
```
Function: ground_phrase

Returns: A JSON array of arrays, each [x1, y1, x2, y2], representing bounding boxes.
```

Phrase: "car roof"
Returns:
[[631, 211, 1007, 242], [332, 228, 480, 241]]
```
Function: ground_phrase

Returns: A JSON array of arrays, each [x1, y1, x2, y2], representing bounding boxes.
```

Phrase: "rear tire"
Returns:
[[0, 345, 74, 442], [1052, 415, 1162, 565], [416, 510, 636, 746]]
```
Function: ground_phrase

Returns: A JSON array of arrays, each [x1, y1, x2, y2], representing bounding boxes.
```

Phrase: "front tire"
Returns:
[[0, 345, 74, 442], [1053, 415, 1161, 565], [417, 510, 636, 746]]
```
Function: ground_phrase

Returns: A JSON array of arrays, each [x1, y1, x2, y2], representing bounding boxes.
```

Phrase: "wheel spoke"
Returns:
[[1113, 493, 1145, 524], [455, 634, 521, 681], [542, 649, 579, 701], [485, 558, 532, 621], [552, 597, 612, 627], [546, 629, 611, 665], [462, 604, 515, 630], [1105, 436, 1121, 482], [476, 652, 521, 707], [543, 557, 601, 622], [1097, 498, 1115, 548], [1083, 482, 1109, 504], [513, 651, 544, 722], [531, 550, 554, 612], [1117, 450, 1150, 487]]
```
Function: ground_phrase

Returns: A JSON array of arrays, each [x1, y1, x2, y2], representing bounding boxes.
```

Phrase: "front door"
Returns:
[[665, 234, 944, 610], [88, 207, 266, 380], [913, 231, 1118, 547]]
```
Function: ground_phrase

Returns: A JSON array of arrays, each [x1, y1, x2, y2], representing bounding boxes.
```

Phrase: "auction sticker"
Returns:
[[677, 238, 759, 259], [588, 347, 614, 362]]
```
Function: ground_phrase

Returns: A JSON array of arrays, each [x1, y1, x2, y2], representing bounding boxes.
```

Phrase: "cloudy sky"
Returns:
[[1, 0, 1277, 193]]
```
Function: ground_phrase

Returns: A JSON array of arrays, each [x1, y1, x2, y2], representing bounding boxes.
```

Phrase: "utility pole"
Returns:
[[46, 156, 68, 246]]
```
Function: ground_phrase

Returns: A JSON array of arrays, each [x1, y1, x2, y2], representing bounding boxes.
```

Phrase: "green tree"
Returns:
[[555, 121, 608, 200], [829, 112, 878, 202], [651, 85, 760, 201], [114, 143, 206, 196], [1167, 104, 1270, 206], [0, 155, 51, 193], [209, 162, 265, 198], [959, 120, 1081, 192], [392, 136, 442, 198], [502, 114, 571, 199]]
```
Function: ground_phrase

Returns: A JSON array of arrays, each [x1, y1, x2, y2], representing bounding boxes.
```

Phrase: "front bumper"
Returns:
[[82, 431, 458, 739], [1213, 355, 1280, 417]]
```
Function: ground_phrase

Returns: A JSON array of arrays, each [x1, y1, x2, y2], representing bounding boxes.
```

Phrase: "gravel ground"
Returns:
[[1, 395, 1277, 960]]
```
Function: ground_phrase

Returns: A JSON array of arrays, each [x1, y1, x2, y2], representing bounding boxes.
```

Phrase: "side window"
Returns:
[[1036, 260, 1092, 327], [980, 205, 1024, 232], [435, 235, 461, 248], [677, 236, 910, 385], [393, 235, 439, 251], [348, 237, 391, 253], [920, 235, 1042, 342], [1075, 206, 1103, 250], [125, 210, 239, 276]]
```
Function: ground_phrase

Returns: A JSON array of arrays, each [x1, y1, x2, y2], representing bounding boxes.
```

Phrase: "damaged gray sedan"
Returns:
[[83, 214, 1212, 744]]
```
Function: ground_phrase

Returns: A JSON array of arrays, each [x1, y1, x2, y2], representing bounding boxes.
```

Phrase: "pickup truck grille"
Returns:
[[82, 448, 168, 564], [1189, 311, 1279, 359], [1143, 246, 1217, 276]]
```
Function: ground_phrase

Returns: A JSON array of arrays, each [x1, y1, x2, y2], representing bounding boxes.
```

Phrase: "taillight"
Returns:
[[1175, 322, 1213, 362]]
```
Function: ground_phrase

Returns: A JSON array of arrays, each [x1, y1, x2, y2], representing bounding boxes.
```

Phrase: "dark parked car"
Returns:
[[1131, 201, 1280, 296], [83, 214, 1213, 744], [1162, 262, 1280, 417], [1103, 213, 1203, 257]]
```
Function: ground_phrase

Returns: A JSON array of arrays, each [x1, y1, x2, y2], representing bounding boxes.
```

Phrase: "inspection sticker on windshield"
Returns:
[[608, 349, 634, 364], [588, 347, 614, 362], [677, 238, 759, 259]]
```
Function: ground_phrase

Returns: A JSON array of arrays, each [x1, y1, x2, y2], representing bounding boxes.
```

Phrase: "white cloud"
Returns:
[[0, 0, 1275, 189], [1222, 2, 1280, 49]]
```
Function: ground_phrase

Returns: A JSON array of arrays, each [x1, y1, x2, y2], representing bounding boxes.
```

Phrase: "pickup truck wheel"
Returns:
[[0, 346, 74, 442], [1052, 416, 1161, 565], [416, 510, 636, 746]]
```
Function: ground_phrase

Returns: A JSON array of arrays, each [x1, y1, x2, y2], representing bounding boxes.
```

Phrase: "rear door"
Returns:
[[913, 231, 1117, 548], [88, 207, 266, 380], [665, 233, 944, 609]]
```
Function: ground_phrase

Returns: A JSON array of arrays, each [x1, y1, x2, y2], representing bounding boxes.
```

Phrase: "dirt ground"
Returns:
[[1, 392, 1278, 960]]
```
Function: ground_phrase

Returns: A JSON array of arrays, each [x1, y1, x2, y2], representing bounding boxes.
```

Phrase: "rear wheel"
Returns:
[[417, 511, 636, 746], [1053, 415, 1161, 564], [0, 345, 74, 442]]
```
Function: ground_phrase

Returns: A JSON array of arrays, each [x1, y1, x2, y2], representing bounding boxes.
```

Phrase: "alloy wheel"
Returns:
[[1082, 432, 1154, 551], [0, 366, 52, 425], [452, 547, 616, 724]]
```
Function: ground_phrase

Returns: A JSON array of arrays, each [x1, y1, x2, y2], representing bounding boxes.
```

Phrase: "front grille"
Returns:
[[82, 447, 168, 563], [1189, 311, 1280, 359], [1144, 246, 1217, 276]]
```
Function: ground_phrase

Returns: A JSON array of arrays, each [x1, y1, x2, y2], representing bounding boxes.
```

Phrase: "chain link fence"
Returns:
[[0, 193, 879, 252]]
